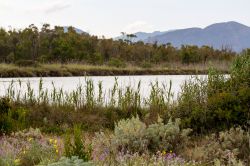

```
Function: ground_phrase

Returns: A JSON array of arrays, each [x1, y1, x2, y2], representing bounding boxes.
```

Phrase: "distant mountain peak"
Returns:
[[115, 21, 250, 52], [63, 26, 87, 34], [204, 21, 249, 30]]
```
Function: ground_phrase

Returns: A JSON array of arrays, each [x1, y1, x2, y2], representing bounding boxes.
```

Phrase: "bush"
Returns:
[[174, 58, 250, 133], [19, 140, 55, 166], [94, 151, 201, 166], [188, 127, 250, 165], [112, 116, 148, 153], [230, 53, 250, 87], [93, 116, 191, 159], [0, 97, 12, 135], [219, 127, 250, 163], [64, 126, 92, 161], [140, 61, 152, 68], [0, 128, 58, 166], [0, 97, 11, 114], [146, 117, 192, 153], [0, 98, 28, 135], [108, 58, 126, 68], [88, 52, 104, 65], [6, 52, 15, 63], [174, 77, 209, 133], [91, 132, 113, 162], [40, 156, 94, 166]]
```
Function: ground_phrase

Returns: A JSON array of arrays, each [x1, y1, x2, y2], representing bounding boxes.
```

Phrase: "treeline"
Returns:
[[0, 24, 236, 66]]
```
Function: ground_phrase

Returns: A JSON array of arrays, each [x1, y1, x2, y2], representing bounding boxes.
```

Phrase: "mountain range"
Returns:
[[116, 21, 250, 52], [63, 26, 86, 34]]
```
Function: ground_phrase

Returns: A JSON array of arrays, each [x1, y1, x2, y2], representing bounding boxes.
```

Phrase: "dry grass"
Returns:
[[0, 61, 231, 77]]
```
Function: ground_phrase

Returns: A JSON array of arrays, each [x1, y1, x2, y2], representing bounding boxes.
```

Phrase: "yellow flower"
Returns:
[[54, 139, 57, 144], [170, 150, 172, 153], [14, 159, 20, 165], [23, 150, 26, 154], [56, 149, 59, 153], [49, 138, 54, 143], [53, 144, 57, 148], [162, 150, 166, 155], [28, 138, 33, 142]]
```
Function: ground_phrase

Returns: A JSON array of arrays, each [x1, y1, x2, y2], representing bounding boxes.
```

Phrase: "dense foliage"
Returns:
[[174, 52, 250, 133], [0, 24, 236, 66]]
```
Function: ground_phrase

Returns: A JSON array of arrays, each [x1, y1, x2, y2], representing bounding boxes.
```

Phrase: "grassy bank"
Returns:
[[0, 61, 231, 77]]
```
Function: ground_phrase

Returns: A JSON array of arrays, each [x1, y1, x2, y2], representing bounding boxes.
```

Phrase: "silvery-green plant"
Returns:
[[39, 156, 94, 166], [102, 116, 191, 154]]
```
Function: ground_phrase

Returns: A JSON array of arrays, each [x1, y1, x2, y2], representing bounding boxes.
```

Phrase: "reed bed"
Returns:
[[2, 78, 175, 112]]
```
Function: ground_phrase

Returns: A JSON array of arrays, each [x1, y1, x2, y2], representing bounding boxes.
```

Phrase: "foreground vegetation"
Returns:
[[0, 53, 249, 165]]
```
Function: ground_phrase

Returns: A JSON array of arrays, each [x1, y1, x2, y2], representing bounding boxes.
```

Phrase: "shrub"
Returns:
[[140, 61, 152, 68], [0, 97, 11, 114], [214, 157, 245, 166], [0, 97, 13, 135], [40, 156, 94, 166], [94, 151, 201, 166], [6, 52, 15, 63], [230, 52, 250, 88], [174, 77, 209, 133], [112, 116, 148, 153], [91, 132, 113, 162], [219, 127, 250, 163], [0, 128, 58, 166], [187, 127, 250, 165], [88, 52, 104, 65], [64, 126, 92, 161], [19, 140, 55, 166], [108, 58, 126, 68], [146, 117, 192, 153], [0, 99, 28, 135], [174, 60, 250, 133], [93, 116, 191, 157]]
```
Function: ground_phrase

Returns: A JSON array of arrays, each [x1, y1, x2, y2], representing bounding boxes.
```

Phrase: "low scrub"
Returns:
[[185, 127, 250, 165], [92, 116, 191, 161]]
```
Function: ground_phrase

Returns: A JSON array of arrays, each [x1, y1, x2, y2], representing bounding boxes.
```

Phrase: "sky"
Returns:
[[0, 0, 249, 38]]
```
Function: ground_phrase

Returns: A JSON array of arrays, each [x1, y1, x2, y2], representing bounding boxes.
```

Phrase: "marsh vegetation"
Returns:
[[0, 52, 249, 165]]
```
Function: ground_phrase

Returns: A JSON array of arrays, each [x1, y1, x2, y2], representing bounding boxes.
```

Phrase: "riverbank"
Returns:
[[0, 62, 230, 77], [0, 54, 249, 165]]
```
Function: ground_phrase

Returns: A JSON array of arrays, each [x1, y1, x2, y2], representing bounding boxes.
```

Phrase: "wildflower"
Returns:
[[56, 149, 59, 153], [28, 137, 33, 142], [170, 150, 172, 153], [53, 144, 57, 148], [162, 150, 166, 155], [23, 150, 26, 154], [14, 159, 20, 165], [54, 139, 57, 144], [49, 138, 53, 143]]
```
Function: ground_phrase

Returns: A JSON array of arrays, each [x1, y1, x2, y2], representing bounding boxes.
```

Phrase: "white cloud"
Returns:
[[25, 0, 71, 14], [44, 1, 71, 14], [123, 21, 154, 34]]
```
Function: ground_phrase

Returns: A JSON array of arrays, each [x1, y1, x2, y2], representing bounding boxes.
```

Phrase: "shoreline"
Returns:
[[0, 64, 229, 78]]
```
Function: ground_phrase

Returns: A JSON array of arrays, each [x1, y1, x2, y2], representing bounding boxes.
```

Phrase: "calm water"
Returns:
[[0, 75, 207, 100]]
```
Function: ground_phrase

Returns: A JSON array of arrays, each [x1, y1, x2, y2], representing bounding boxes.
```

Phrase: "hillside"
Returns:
[[116, 21, 250, 52]]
